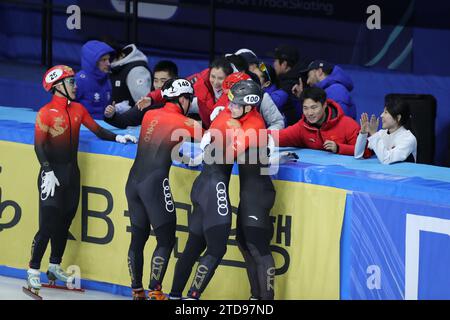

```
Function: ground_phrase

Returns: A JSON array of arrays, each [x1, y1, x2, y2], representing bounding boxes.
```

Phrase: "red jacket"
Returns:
[[147, 68, 218, 129], [273, 99, 361, 156], [210, 107, 267, 159], [188, 68, 217, 128]]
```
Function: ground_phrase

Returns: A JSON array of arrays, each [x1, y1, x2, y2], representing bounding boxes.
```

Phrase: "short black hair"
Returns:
[[210, 56, 234, 76], [154, 60, 178, 78], [385, 95, 411, 127], [300, 87, 327, 105]]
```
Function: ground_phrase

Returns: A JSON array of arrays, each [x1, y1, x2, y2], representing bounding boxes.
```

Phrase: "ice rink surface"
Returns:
[[0, 276, 128, 300]]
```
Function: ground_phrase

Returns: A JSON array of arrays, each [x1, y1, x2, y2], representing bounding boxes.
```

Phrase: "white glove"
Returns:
[[188, 152, 204, 167], [269, 151, 299, 165], [40, 171, 60, 200], [267, 134, 275, 157], [114, 100, 132, 114], [210, 106, 225, 122], [200, 131, 212, 151], [116, 134, 138, 144]]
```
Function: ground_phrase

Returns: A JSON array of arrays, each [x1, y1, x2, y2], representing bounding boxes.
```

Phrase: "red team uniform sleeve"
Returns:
[[80, 105, 116, 141], [34, 109, 52, 172]]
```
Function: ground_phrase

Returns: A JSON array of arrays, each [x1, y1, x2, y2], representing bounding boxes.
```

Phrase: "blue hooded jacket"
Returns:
[[264, 84, 289, 111], [315, 65, 356, 119], [75, 41, 114, 119]]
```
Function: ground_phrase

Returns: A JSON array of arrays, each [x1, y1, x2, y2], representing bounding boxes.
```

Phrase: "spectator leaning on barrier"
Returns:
[[104, 60, 178, 129], [204, 54, 283, 130], [270, 87, 365, 156], [294, 60, 357, 120], [108, 44, 152, 115], [253, 62, 288, 115], [137, 57, 234, 129], [75, 40, 115, 119], [224, 54, 285, 130], [354, 96, 417, 164], [272, 44, 308, 126]]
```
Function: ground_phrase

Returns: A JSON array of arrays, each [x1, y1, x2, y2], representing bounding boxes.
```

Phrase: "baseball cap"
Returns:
[[234, 48, 259, 65], [301, 60, 334, 74], [272, 44, 299, 66]]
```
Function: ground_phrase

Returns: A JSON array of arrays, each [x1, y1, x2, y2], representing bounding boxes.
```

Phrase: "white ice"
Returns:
[[0, 275, 129, 300]]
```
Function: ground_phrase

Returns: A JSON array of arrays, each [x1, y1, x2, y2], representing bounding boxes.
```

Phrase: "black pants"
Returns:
[[236, 163, 276, 300], [29, 164, 80, 270], [126, 171, 177, 290], [171, 165, 233, 299]]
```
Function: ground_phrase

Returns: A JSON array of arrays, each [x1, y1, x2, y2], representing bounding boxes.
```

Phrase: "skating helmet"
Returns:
[[162, 78, 194, 100], [222, 72, 251, 92], [42, 65, 75, 92], [228, 80, 262, 107]]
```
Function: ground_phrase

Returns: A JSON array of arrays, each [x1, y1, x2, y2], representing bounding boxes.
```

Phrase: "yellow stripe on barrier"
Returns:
[[0, 140, 346, 299]]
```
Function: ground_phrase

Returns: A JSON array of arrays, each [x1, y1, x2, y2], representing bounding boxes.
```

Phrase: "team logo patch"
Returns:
[[216, 182, 229, 216], [162, 178, 175, 213]]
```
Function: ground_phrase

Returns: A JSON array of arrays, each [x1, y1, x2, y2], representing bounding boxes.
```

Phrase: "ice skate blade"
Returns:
[[22, 286, 43, 300], [41, 283, 85, 293]]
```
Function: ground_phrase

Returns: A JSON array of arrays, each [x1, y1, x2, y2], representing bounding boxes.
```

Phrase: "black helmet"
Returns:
[[228, 80, 262, 107]]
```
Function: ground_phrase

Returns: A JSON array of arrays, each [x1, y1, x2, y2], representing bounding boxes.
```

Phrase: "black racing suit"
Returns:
[[170, 108, 276, 299], [125, 101, 201, 291], [30, 95, 116, 270]]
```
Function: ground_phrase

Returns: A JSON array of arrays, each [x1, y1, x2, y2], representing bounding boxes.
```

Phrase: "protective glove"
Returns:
[[210, 106, 225, 122], [200, 131, 212, 151], [116, 134, 138, 144], [40, 171, 60, 200], [188, 153, 204, 167], [267, 134, 275, 157]]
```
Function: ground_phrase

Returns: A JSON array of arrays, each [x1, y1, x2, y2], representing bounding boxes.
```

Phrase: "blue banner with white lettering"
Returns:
[[346, 192, 450, 300]]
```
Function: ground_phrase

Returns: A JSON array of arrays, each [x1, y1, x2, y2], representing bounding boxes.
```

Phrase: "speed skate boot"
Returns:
[[27, 269, 42, 292], [148, 290, 168, 300], [46, 263, 75, 286], [132, 288, 147, 300], [22, 269, 43, 300]]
